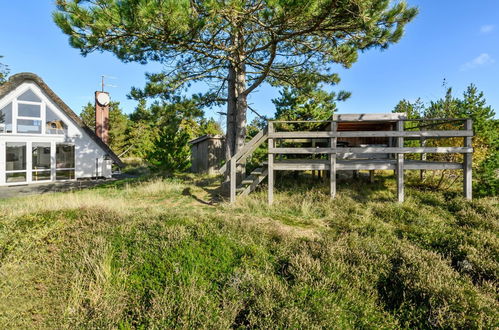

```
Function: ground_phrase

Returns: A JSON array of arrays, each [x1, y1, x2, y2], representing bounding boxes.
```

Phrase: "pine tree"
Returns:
[[0, 55, 9, 85], [54, 0, 417, 161], [273, 82, 350, 122]]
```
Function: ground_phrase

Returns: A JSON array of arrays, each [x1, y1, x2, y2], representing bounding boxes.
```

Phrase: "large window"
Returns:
[[1, 88, 69, 135], [56, 144, 75, 180], [17, 98, 42, 134], [32, 143, 51, 182], [6, 142, 27, 183], [0, 103, 12, 133], [17, 119, 42, 134]]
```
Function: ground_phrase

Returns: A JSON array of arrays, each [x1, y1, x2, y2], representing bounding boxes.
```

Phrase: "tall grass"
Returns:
[[0, 174, 497, 328]]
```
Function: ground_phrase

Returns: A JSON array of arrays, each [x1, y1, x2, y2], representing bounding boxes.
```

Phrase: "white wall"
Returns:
[[0, 82, 113, 186]]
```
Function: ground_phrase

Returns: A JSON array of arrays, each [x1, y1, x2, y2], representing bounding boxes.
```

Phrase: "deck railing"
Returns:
[[267, 118, 473, 204], [222, 118, 473, 204]]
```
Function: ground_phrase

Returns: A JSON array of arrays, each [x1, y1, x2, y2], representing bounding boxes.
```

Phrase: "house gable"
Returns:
[[0, 73, 123, 166]]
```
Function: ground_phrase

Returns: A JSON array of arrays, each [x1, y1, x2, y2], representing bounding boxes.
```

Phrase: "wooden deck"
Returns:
[[222, 115, 474, 204]]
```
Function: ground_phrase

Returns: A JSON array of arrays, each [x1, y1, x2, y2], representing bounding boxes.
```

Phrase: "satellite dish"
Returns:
[[97, 93, 110, 106]]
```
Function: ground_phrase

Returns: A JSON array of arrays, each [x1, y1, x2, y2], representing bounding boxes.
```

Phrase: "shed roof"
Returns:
[[0, 72, 123, 167], [189, 134, 225, 145]]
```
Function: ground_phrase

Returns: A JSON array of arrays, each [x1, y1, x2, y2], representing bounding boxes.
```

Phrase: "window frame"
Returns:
[[31, 142, 52, 183], [0, 85, 70, 136], [5, 142, 27, 183], [55, 143, 76, 181]]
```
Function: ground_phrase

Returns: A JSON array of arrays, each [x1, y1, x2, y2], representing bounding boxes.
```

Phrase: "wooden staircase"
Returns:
[[219, 126, 269, 203], [236, 166, 268, 197]]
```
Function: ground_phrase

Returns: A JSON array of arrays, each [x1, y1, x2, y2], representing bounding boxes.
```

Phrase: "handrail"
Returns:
[[271, 118, 467, 123], [218, 126, 268, 175], [269, 130, 473, 138]]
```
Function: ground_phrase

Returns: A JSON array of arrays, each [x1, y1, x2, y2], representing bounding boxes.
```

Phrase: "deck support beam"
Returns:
[[330, 122, 337, 198], [397, 120, 404, 202], [268, 122, 274, 205], [464, 119, 473, 200]]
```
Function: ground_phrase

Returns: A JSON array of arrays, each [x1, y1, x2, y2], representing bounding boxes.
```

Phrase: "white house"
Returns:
[[0, 73, 123, 186]]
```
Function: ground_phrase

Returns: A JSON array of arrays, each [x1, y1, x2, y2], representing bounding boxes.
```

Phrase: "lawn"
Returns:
[[0, 173, 497, 328]]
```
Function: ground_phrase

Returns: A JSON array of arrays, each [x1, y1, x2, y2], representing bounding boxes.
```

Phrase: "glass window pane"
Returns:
[[17, 119, 42, 133], [18, 89, 41, 102], [6, 172, 26, 183], [32, 143, 51, 170], [56, 144, 75, 168], [33, 171, 51, 181], [0, 102, 12, 133], [6, 143, 26, 171], [56, 170, 75, 180], [46, 106, 68, 135], [18, 103, 41, 117]]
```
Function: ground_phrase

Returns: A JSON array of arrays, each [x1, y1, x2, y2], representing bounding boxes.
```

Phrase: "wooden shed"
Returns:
[[189, 135, 225, 174]]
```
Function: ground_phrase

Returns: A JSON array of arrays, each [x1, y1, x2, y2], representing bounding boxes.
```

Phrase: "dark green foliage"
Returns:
[[53, 0, 418, 99], [273, 82, 351, 121], [0, 55, 8, 85], [53, 0, 417, 157], [144, 99, 202, 173], [393, 84, 498, 196]]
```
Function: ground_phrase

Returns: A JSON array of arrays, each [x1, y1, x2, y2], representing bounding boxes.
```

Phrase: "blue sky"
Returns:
[[0, 1, 498, 124]]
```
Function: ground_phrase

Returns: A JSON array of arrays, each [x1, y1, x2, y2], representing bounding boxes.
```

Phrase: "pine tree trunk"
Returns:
[[223, 61, 247, 193]]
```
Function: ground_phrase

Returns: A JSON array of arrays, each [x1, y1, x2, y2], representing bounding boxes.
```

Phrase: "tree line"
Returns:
[[79, 98, 223, 174]]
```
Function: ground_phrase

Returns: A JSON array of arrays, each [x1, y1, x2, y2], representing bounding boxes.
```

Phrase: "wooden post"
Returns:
[[268, 122, 274, 205], [330, 121, 337, 198], [464, 119, 473, 200], [369, 170, 375, 183], [230, 157, 236, 203], [420, 125, 426, 181], [397, 120, 404, 202], [312, 139, 316, 178]]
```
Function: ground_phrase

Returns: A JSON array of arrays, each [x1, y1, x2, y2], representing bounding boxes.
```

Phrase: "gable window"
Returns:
[[1, 87, 70, 135], [18, 103, 41, 117], [46, 106, 68, 135], [18, 89, 42, 103], [0, 102, 13, 133], [17, 90, 42, 134]]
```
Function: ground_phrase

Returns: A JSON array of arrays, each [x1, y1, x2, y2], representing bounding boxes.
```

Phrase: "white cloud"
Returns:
[[480, 24, 495, 34], [460, 53, 495, 71]]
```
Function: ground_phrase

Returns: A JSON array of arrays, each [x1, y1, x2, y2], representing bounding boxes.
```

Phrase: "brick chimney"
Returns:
[[95, 91, 110, 145]]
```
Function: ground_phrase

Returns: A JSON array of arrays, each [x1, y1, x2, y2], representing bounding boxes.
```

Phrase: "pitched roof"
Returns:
[[0, 73, 123, 167]]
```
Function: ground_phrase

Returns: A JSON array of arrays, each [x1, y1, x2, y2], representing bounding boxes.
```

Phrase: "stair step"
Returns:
[[241, 178, 255, 185], [250, 167, 264, 175]]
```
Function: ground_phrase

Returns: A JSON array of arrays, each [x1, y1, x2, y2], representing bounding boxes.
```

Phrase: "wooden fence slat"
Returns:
[[269, 147, 473, 154], [269, 130, 473, 139]]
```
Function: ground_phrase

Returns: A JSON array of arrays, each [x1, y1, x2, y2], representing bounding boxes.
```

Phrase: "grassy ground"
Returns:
[[0, 172, 497, 328]]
